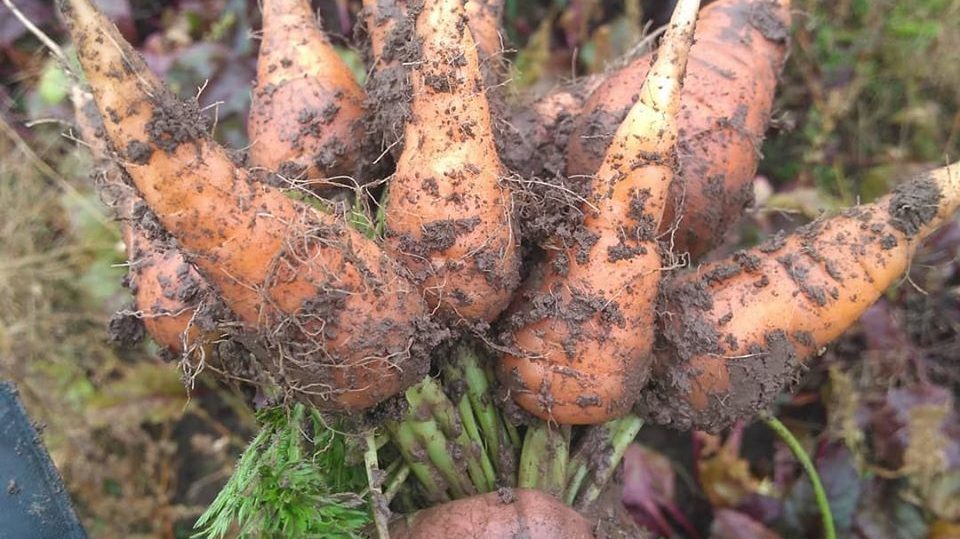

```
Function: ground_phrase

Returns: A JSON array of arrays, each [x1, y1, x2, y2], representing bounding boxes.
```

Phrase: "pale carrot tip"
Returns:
[[638, 0, 701, 115]]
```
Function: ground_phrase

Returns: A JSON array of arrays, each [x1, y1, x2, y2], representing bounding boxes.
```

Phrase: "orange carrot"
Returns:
[[638, 162, 960, 431], [248, 0, 365, 189], [498, 0, 701, 425], [62, 0, 429, 411], [466, 0, 505, 65], [117, 195, 214, 357], [72, 85, 215, 358], [389, 489, 594, 539], [383, 0, 521, 322], [566, 0, 792, 259]]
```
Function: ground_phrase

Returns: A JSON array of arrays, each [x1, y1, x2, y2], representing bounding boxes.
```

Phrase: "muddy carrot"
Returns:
[[248, 0, 365, 189], [638, 162, 960, 431], [566, 0, 792, 259], [62, 0, 430, 411], [383, 0, 521, 322], [498, 0, 701, 424]]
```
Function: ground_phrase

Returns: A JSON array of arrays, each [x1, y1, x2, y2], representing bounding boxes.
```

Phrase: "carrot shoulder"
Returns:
[[639, 162, 960, 431], [566, 0, 792, 259], [384, 0, 520, 322], [498, 0, 701, 425], [248, 0, 365, 187], [62, 0, 429, 411]]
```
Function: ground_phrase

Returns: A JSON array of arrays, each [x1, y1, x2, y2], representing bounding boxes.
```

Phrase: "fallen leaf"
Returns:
[[622, 443, 701, 539], [853, 478, 927, 539], [711, 509, 783, 539], [696, 428, 767, 509], [782, 442, 862, 537]]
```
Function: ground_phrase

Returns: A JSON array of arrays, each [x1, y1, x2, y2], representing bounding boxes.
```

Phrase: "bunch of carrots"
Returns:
[[54, 0, 960, 535]]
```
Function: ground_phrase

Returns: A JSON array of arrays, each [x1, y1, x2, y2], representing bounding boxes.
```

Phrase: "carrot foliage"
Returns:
[[194, 404, 369, 538]]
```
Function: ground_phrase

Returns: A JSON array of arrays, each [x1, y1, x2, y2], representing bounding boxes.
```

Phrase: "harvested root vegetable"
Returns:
[[498, 0, 701, 425], [466, 0, 505, 65], [62, 0, 429, 411], [248, 0, 365, 188], [384, 0, 520, 322], [362, 0, 503, 153], [638, 162, 960, 431], [72, 85, 215, 357], [364, 0, 503, 66], [117, 195, 214, 357], [497, 76, 604, 196], [566, 0, 792, 259], [388, 489, 595, 539]]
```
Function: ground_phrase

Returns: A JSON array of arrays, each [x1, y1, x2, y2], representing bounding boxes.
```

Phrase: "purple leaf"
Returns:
[[712, 509, 783, 539]]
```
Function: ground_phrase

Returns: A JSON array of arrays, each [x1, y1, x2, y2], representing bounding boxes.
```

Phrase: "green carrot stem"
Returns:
[[442, 351, 500, 490], [575, 415, 643, 510], [564, 464, 589, 506], [454, 391, 497, 490], [384, 421, 448, 504], [364, 432, 390, 539], [502, 417, 521, 449], [408, 414, 474, 498], [456, 347, 504, 460], [413, 377, 491, 494], [460, 348, 519, 485], [383, 463, 411, 504], [763, 414, 836, 539], [518, 420, 569, 498]]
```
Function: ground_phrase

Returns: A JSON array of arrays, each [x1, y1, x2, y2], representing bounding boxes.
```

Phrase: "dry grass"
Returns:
[[0, 120, 253, 538]]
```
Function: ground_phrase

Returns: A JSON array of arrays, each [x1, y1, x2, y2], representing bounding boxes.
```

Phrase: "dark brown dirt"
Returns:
[[637, 328, 803, 433], [656, 279, 718, 362], [887, 174, 943, 236], [107, 303, 146, 345], [124, 140, 153, 164], [747, 0, 791, 43], [501, 285, 626, 361], [145, 97, 209, 153], [362, 3, 420, 154], [583, 478, 653, 539], [393, 217, 482, 258], [496, 80, 602, 247]]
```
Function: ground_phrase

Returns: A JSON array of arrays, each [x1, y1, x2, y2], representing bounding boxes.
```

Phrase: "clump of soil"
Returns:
[[887, 174, 942, 236]]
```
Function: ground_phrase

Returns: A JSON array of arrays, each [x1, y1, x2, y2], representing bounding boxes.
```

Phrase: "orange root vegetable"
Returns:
[[248, 0, 365, 187], [498, 76, 603, 183], [117, 196, 214, 357], [638, 162, 960, 431], [62, 0, 429, 411], [72, 85, 215, 357], [498, 0, 701, 425], [465, 0, 505, 64], [388, 489, 595, 539], [566, 0, 792, 259], [363, 0, 503, 65], [384, 0, 520, 322]]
